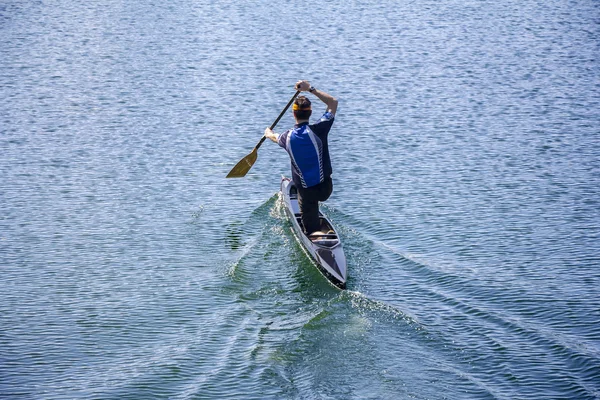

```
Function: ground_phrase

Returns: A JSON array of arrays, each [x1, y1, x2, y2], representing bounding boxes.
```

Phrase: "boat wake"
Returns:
[[340, 231, 600, 400], [206, 195, 590, 399]]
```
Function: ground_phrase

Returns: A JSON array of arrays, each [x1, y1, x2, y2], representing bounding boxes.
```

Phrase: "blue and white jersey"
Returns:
[[278, 112, 335, 188]]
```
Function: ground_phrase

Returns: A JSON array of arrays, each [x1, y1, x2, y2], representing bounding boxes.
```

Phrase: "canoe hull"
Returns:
[[280, 177, 347, 289]]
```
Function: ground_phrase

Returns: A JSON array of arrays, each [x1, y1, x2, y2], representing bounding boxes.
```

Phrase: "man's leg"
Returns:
[[317, 177, 333, 202], [298, 178, 333, 234], [298, 191, 320, 234]]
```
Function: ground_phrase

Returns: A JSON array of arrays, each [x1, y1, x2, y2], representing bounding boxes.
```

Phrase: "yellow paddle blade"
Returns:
[[226, 148, 258, 178]]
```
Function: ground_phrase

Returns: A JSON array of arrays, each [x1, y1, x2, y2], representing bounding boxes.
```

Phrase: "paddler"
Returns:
[[265, 80, 338, 236]]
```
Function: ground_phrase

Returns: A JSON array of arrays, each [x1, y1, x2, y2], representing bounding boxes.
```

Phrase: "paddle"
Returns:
[[226, 90, 300, 178]]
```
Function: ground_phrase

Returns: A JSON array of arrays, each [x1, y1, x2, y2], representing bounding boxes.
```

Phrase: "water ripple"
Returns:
[[2, 0, 599, 398]]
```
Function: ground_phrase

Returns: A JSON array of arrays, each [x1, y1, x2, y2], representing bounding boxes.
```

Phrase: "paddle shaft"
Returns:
[[225, 90, 301, 178], [253, 90, 300, 151]]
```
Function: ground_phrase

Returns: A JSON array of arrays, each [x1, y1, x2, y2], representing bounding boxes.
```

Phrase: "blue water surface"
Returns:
[[1, 0, 599, 399]]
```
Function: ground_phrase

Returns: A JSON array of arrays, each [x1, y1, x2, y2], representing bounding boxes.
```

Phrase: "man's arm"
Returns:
[[295, 80, 338, 116], [264, 127, 278, 143]]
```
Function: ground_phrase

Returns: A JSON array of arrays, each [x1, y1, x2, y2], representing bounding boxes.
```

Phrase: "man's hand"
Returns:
[[295, 80, 311, 92], [264, 127, 278, 143], [295, 81, 337, 116]]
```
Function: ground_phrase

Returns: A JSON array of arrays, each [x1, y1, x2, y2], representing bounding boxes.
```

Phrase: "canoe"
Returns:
[[280, 177, 347, 289]]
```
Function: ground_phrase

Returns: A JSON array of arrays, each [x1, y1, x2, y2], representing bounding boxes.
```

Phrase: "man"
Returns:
[[265, 80, 338, 236]]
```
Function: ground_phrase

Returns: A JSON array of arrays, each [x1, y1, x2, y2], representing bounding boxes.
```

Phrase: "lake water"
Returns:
[[1, 0, 599, 399]]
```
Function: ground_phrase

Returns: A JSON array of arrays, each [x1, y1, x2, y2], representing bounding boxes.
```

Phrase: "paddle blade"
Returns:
[[226, 148, 258, 178]]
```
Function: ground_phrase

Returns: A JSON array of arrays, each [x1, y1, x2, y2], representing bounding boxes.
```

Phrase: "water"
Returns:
[[1, 0, 599, 398]]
